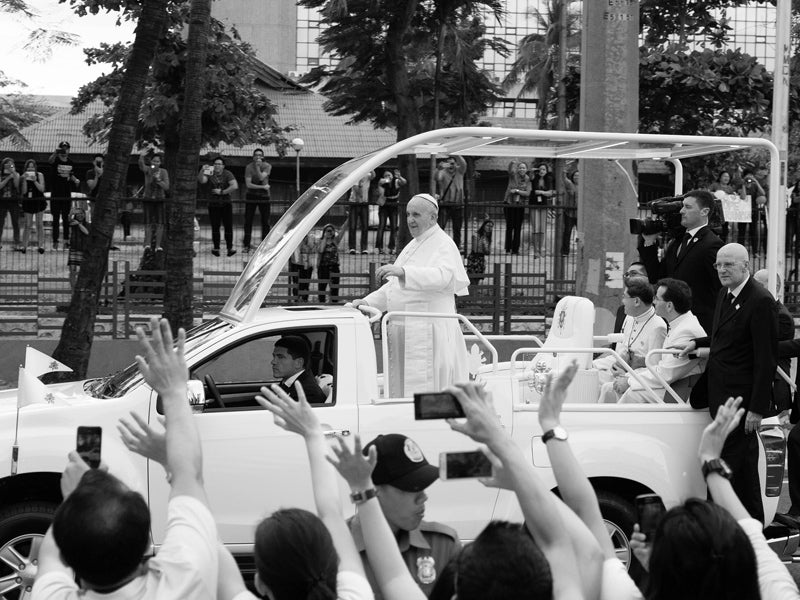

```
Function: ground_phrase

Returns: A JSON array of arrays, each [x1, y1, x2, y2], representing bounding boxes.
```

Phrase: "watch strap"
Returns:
[[701, 458, 732, 480], [350, 488, 378, 505], [542, 427, 567, 444]]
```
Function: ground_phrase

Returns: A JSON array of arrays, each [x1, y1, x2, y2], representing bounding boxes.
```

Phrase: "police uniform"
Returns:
[[348, 515, 461, 599]]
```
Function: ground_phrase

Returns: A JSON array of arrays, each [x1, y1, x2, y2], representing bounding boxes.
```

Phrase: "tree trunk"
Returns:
[[163, 0, 212, 332], [429, 17, 448, 195], [386, 0, 422, 250], [50, 0, 168, 380]]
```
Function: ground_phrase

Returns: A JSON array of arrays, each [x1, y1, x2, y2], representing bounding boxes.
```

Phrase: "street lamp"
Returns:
[[291, 138, 304, 194]]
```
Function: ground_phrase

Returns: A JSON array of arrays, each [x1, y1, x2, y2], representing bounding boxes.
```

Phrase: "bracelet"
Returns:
[[350, 488, 378, 505]]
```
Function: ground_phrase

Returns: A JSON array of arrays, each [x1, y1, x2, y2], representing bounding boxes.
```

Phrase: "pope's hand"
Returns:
[[350, 299, 368, 308], [376, 264, 404, 282]]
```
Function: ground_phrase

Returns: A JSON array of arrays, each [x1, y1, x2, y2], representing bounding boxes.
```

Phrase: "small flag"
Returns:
[[17, 367, 53, 409], [24, 347, 72, 379]]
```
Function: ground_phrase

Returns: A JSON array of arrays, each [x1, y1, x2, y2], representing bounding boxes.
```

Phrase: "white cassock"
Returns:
[[364, 225, 470, 397]]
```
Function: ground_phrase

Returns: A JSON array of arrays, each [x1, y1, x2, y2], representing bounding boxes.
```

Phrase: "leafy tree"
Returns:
[[51, 0, 170, 379], [0, 92, 56, 147]]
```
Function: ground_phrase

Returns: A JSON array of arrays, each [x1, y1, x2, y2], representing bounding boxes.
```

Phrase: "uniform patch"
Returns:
[[404, 438, 424, 463], [416, 556, 436, 584]]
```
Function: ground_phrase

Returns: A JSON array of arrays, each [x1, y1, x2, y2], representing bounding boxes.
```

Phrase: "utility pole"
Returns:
[[575, 0, 639, 334]]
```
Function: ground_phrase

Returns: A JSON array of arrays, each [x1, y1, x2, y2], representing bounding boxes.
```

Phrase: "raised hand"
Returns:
[[327, 435, 376, 491], [698, 396, 744, 462], [135, 317, 187, 401], [118, 411, 167, 465], [446, 383, 505, 446], [629, 524, 651, 572], [256, 382, 321, 439], [538, 361, 579, 431]]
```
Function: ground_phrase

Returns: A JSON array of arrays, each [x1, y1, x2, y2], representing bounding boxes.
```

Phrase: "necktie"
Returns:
[[678, 232, 691, 257], [724, 292, 735, 311]]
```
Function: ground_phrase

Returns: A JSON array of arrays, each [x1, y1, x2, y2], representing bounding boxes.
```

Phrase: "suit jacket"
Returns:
[[639, 225, 723, 335], [774, 302, 795, 413], [628, 310, 706, 391], [695, 277, 777, 417], [281, 369, 327, 404]]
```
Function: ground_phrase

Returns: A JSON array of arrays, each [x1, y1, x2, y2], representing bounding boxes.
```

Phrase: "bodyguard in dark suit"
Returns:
[[680, 244, 777, 523], [271, 335, 327, 404], [639, 190, 724, 335]]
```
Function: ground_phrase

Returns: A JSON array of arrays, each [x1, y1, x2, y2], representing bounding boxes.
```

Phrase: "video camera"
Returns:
[[629, 195, 686, 239]]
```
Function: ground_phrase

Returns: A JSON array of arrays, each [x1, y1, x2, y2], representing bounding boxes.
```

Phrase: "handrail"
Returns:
[[644, 349, 690, 404], [381, 311, 499, 397], [508, 346, 663, 404]]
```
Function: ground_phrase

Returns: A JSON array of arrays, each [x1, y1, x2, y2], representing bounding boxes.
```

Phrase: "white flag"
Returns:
[[24, 347, 72, 379], [17, 367, 54, 409]]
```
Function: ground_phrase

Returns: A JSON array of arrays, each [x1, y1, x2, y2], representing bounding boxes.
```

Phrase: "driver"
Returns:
[[272, 336, 327, 404]]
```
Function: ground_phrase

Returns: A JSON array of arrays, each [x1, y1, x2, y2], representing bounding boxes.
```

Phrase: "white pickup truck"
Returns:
[[0, 128, 795, 598]]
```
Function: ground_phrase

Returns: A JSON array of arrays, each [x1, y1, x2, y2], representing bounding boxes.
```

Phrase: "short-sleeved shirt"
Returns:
[[436, 168, 465, 205], [85, 169, 101, 198], [348, 516, 461, 600], [143, 167, 168, 201], [201, 169, 236, 204], [49, 157, 76, 201], [245, 161, 271, 200], [349, 176, 371, 204], [32, 495, 219, 600]]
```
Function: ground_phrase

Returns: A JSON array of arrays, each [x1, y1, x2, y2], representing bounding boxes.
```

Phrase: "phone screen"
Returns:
[[76, 426, 102, 469], [439, 451, 493, 479], [636, 494, 666, 541], [414, 392, 464, 420]]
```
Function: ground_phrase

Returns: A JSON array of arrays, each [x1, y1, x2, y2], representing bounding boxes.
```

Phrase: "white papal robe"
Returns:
[[364, 225, 470, 397]]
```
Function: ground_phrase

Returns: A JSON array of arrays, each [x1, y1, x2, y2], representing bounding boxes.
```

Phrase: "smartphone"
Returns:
[[76, 426, 102, 469], [636, 493, 666, 541], [203, 165, 213, 175], [439, 451, 493, 480], [414, 392, 464, 420]]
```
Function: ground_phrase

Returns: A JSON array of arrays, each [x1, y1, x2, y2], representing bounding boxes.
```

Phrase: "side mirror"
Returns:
[[187, 379, 206, 413]]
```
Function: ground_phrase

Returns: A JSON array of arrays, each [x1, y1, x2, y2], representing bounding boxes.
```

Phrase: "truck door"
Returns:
[[147, 324, 357, 545]]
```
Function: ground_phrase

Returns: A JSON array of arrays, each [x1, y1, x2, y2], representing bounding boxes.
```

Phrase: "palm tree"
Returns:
[[51, 0, 169, 378], [502, 0, 580, 129]]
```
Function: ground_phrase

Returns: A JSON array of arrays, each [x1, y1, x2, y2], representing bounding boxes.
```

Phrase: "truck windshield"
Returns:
[[85, 318, 232, 398]]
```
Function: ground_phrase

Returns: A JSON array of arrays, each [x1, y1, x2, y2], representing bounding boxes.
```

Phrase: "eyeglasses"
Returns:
[[713, 261, 741, 270], [624, 271, 645, 277]]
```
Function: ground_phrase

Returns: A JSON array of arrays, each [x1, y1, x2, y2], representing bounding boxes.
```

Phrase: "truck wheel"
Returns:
[[0, 502, 58, 600], [597, 491, 637, 569]]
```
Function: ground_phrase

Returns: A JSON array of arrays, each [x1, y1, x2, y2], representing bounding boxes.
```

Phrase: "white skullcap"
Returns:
[[413, 193, 439, 209]]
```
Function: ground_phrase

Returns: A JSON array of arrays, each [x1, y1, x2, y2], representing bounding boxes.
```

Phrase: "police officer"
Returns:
[[347, 433, 460, 599]]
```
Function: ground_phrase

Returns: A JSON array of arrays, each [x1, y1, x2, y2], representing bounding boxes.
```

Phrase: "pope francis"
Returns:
[[352, 193, 470, 397]]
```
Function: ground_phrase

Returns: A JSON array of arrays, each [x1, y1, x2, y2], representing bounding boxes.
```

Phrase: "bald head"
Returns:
[[406, 195, 438, 238], [754, 269, 781, 298], [715, 243, 750, 290]]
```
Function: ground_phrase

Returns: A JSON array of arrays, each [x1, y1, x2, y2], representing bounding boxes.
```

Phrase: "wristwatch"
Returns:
[[701, 458, 732, 480], [350, 488, 378, 505], [542, 426, 569, 444]]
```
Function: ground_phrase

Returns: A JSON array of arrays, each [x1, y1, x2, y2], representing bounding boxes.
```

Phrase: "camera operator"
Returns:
[[638, 190, 723, 334]]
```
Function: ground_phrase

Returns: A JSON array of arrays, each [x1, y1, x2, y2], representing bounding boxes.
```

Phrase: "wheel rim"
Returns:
[[605, 519, 632, 567], [0, 533, 44, 600]]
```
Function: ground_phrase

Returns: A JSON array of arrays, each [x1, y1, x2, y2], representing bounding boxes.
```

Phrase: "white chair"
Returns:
[[316, 374, 334, 403]]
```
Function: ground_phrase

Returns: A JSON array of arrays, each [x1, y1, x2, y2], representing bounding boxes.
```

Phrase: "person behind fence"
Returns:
[[376, 169, 406, 255], [709, 169, 738, 242], [48, 141, 79, 251], [318, 215, 348, 304], [348, 433, 461, 599], [67, 206, 90, 289], [503, 159, 530, 255], [139, 147, 170, 252], [198, 155, 238, 257], [351, 193, 469, 397], [0, 156, 21, 252], [529, 163, 554, 259], [601, 277, 705, 404], [243, 148, 272, 252], [466, 217, 493, 284], [289, 232, 315, 303], [435, 155, 467, 251], [348, 171, 374, 254], [84, 154, 119, 251], [561, 169, 578, 256], [737, 168, 767, 256], [593, 278, 667, 389], [20, 158, 47, 254], [271, 335, 327, 404]]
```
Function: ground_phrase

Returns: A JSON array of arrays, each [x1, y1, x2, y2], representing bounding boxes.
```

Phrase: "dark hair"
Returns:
[[716, 170, 731, 182], [429, 554, 459, 600], [477, 219, 493, 242], [276, 335, 311, 367], [455, 521, 552, 600], [686, 189, 715, 212], [656, 278, 692, 314], [626, 278, 654, 305], [254, 508, 339, 600], [647, 498, 759, 600], [213, 156, 225, 165], [253, 148, 265, 156], [52, 470, 150, 588], [24, 159, 37, 171], [94, 154, 105, 161]]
